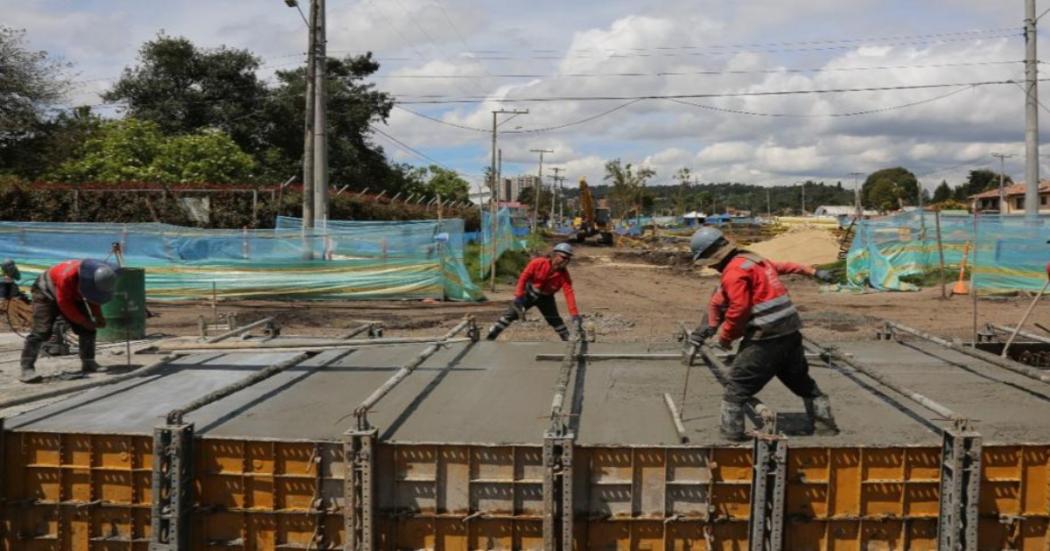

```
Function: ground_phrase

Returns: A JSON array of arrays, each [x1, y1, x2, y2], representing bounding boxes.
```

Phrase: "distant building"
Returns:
[[969, 181, 1050, 213], [511, 175, 540, 201]]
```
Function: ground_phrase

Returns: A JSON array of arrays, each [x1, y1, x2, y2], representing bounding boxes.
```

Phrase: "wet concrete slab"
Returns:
[[5, 337, 1049, 448]]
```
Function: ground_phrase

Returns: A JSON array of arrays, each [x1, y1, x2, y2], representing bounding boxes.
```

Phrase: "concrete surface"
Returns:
[[3, 336, 1049, 447]]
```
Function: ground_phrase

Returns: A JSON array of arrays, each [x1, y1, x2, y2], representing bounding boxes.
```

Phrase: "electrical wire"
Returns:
[[666, 85, 973, 118], [369, 124, 456, 171], [391, 78, 1030, 105], [394, 99, 644, 133]]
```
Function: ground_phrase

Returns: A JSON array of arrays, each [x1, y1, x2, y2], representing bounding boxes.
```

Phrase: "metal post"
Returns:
[[1025, 0, 1041, 220], [149, 424, 193, 551], [301, 0, 317, 229], [748, 437, 786, 551], [935, 209, 947, 299], [313, 0, 329, 226], [992, 153, 1014, 213], [937, 425, 982, 551], [345, 428, 376, 551]]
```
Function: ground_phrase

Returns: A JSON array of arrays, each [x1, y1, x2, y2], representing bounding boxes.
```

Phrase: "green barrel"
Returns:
[[97, 267, 147, 342]]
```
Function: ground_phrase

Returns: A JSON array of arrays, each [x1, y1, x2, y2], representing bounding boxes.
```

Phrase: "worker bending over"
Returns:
[[20, 259, 118, 383], [487, 243, 581, 341], [688, 227, 839, 441]]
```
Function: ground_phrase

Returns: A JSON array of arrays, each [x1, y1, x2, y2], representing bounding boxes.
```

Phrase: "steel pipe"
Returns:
[[340, 323, 379, 340], [204, 317, 275, 344], [802, 335, 959, 420], [886, 321, 1050, 384], [353, 317, 474, 430], [696, 344, 776, 427], [0, 354, 186, 411], [153, 336, 472, 352], [987, 323, 1050, 346], [547, 336, 581, 433], [663, 393, 688, 443]]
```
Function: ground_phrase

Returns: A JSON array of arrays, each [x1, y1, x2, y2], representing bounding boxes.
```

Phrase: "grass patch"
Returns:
[[464, 243, 536, 286], [900, 267, 968, 287], [815, 259, 847, 284]]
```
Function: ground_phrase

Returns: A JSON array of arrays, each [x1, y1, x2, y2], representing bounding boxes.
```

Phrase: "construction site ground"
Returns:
[[130, 242, 1050, 343]]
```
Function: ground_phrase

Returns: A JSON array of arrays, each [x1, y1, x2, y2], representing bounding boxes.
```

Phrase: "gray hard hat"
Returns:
[[553, 242, 574, 257], [1, 259, 20, 281], [689, 227, 728, 261], [78, 259, 118, 304]]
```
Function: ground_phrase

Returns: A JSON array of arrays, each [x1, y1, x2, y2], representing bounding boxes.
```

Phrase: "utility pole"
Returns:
[[992, 152, 1015, 213], [290, 0, 316, 229], [549, 167, 563, 226], [529, 148, 553, 231], [849, 172, 865, 220], [1025, 0, 1040, 220], [312, 0, 328, 227], [490, 109, 528, 291]]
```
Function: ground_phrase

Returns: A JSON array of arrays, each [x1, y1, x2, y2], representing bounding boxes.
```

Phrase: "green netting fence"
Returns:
[[847, 211, 1050, 292], [0, 218, 483, 301], [478, 207, 528, 277]]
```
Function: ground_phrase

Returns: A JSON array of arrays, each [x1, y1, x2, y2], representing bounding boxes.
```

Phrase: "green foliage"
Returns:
[[604, 159, 656, 217], [0, 26, 70, 144], [422, 165, 470, 201], [953, 169, 1007, 200], [50, 118, 254, 184], [932, 180, 953, 203], [862, 167, 918, 210]]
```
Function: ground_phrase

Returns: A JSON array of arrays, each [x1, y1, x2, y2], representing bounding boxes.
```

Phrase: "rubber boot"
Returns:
[[719, 400, 748, 442], [79, 332, 98, 373], [19, 339, 42, 383], [804, 395, 840, 436]]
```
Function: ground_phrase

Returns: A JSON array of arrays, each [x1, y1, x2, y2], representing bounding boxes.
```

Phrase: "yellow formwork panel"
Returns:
[[2, 432, 154, 551]]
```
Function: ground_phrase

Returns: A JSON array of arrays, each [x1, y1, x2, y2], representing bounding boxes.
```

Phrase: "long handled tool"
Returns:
[[1001, 262, 1050, 358]]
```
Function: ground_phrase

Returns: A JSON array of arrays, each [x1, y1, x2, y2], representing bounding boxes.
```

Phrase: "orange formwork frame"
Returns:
[[2, 325, 1050, 550]]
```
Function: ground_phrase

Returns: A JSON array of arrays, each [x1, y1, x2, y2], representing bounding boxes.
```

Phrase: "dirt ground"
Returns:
[[139, 242, 1050, 345]]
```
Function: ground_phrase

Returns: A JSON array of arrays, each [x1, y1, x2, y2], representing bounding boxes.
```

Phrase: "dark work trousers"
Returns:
[[723, 331, 823, 404], [487, 287, 569, 341], [21, 283, 96, 370]]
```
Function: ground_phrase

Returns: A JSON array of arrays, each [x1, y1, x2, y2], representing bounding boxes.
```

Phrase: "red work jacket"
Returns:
[[515, 257, 579, 316], [42, 260, 105, 330], [707, 252, 811, 342]]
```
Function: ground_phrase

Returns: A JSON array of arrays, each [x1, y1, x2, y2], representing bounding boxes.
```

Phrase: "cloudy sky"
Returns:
[[5, 0, 1047, 192]]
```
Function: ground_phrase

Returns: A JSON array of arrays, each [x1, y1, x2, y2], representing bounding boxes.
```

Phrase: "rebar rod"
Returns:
[[353, 317, 473, 430], [166, 352, 317, 424], [153, 336, 471, 352], [802, 335, 959, 420], [204, 316, 275, 344], [663, 393, 688, 443], [340, 323, 378, 340], [548, 335, 581, 433], [886, 321, 1050, 384]]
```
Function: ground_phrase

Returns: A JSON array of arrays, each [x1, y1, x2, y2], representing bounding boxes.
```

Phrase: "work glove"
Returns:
[[689, 325, 715, 347], [814, 269, 834, 283], [716, 336, 733, 350], [513, 296, 526, 308]]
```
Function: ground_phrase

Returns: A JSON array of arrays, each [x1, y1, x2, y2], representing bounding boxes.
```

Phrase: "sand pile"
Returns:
[[745, 227, 840, 265]]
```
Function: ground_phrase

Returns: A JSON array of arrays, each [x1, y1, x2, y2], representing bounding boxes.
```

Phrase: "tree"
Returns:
[[672, 167, 691, 215], [51, 118, 254, 183], [953, 169, 1008, 200], [603, 159, 655, 218], [932, 180, 953, 203], [862, 167, 918, 209], [0, 26, 70, 145], [103, 35, 268, 153], [422, 165, 469, 201]]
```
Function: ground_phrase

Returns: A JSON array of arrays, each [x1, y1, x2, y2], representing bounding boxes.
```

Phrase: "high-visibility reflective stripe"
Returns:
[[750, 294, 790, 315], [751, 304, 799, 327]]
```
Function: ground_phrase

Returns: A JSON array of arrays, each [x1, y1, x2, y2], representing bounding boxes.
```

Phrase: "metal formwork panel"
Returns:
[[783, 446, 942, 550], [2, 432, 155, 550], [572, 446, 753, 550], [977, 445, 1050, 551], [191, 438, 345, 550], [373, 443, 545, 551]]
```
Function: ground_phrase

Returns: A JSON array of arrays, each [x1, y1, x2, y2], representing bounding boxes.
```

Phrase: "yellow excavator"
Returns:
[[573, 178, 614, 245]]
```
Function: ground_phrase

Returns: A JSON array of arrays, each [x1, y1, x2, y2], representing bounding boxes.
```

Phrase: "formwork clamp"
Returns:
[[938, 425, 982, 551], [748, 433, 787, 551]]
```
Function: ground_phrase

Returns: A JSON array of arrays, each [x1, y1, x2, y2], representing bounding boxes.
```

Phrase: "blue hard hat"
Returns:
[[78, 259, 118, 304], [689, 227, 727, 261]]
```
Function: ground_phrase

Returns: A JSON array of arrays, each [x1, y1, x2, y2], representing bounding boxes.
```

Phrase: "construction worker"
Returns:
[[487, 243, 580, 341], [20, 259, 118, 383], [688, 227, 839, 441], [1, 259, 23, 301]]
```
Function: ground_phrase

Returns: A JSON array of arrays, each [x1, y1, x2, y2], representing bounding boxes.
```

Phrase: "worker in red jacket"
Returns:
[[487, 243, 580, 341], [688, 227, 839, 441], [20, 259, 118, 383]]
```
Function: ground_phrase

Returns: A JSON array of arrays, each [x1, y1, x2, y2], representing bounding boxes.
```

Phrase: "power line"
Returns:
[[393, 98, 643, 133], [369, 59, 1023, 80], [370, 124, 469, 175], [666, 85, 972, 118], [391, 78, 1030, 105]]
